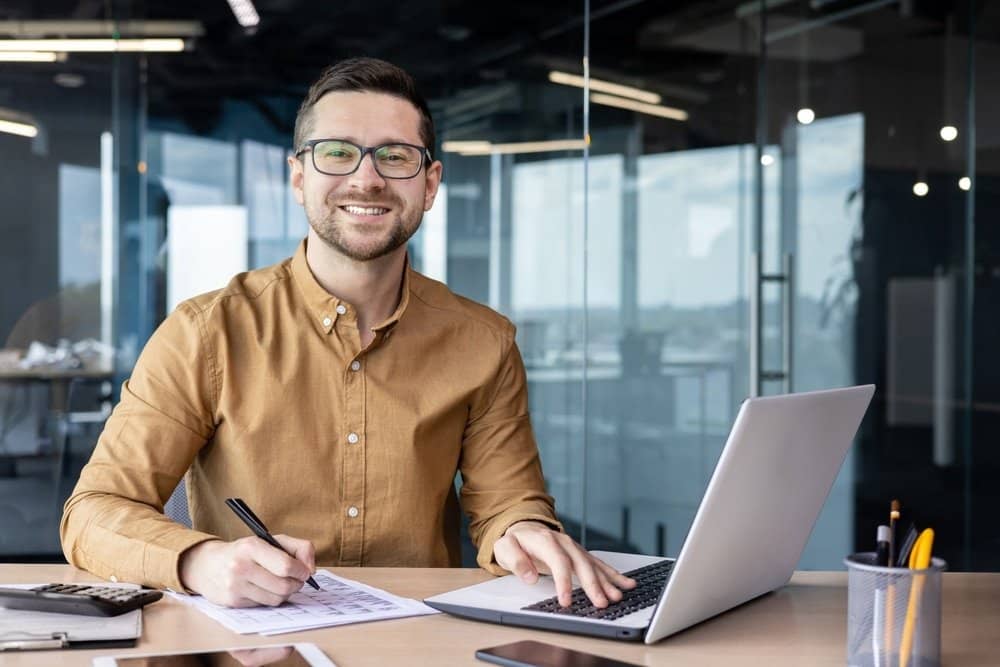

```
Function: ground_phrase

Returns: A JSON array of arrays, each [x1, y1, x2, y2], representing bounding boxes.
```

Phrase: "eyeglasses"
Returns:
[[295, 138, 431, 179]]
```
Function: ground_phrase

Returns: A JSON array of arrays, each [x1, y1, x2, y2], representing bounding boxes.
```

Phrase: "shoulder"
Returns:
[[407, 270, 516, 346], [175, 257, 292, 322]]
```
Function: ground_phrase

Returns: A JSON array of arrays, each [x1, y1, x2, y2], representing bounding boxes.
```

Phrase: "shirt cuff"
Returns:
[[475, 509, 563, 576]]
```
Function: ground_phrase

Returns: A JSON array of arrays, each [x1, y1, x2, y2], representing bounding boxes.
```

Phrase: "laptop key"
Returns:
[[522, 560, 674, 619]]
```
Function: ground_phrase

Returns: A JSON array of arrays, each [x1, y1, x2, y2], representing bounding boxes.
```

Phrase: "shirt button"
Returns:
[[347, 506, 359, 518], [347, 432, 359, 444], [322, 316, 332, 327], [336, 304, 347, 315], [109, 575, 118, 583], [350, 360, 361, 371]]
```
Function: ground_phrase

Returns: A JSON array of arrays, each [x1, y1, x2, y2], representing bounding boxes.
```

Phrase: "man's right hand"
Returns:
[[179, 535, 316, 607]]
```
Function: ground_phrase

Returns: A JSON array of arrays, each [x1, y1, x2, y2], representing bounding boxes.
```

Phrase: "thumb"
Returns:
[[273, 534, 316, 572], [495, 534, 539, 583]]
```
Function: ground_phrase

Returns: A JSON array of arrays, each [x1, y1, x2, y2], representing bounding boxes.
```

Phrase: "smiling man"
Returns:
[[61, 57, 633, 610]]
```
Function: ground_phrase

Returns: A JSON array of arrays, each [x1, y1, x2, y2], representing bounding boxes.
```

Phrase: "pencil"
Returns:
[[885, 500, 901, 660], [899, 529, 935, 667]]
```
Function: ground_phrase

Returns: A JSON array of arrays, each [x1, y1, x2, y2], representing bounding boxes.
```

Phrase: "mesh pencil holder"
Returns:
[[845, 552, 947, 667]]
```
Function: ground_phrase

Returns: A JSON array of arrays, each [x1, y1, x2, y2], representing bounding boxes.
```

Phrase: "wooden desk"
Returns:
[[1, 565, 997, 666]]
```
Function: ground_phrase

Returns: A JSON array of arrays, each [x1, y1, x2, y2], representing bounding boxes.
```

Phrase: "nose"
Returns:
[[346, 151, 386, 190]]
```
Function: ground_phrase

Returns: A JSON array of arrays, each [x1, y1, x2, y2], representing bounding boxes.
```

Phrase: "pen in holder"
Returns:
[[845, 552, 946, 667]]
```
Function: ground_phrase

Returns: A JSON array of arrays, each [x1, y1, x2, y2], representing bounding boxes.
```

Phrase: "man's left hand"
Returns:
[[492, 521, 636, 608]]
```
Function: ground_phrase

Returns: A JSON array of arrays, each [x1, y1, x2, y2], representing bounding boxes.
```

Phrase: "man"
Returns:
[[61, 57, 633, 610]]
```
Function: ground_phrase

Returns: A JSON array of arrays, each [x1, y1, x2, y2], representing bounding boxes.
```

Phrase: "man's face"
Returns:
[[289, 91, 442, 262]]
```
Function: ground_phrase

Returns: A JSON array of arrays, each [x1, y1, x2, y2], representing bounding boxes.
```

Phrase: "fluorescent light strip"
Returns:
[[0, 51, 60, 62], [0, 118, 38, 137], [444, 139, 587, 156], [590, 92, 688, 122], [226, 0, 261, 28], [0, 38, 185, 52], [441, 141, 492, 152], [549, 71, 661, 104]]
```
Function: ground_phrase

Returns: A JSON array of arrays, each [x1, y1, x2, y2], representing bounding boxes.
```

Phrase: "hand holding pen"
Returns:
[[226, 498, 320, 590], [178, 499, 318, 607]]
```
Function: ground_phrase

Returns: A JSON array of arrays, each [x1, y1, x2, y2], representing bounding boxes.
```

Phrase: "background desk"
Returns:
[[1, 565, 997, 666]]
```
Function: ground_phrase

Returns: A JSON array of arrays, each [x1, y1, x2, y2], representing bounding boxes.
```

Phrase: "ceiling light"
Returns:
[[0, 38, 186, 52], [441, 141, 492, 153], [226, 0, 261, 28], [0, 51, 61, 62], [0, 118, 38, 138], [760, 154, 775, 166], [797, 107, 815, 124], [958, 176, 971, 191], [443, 139, 587, 156], [0, 20, 203, 37], [549, 71, 661, 104], [589, 93, 688, 122], [54, 72, 85, 88], [939, 125, 958, 142], [913, 181, 929, 197]]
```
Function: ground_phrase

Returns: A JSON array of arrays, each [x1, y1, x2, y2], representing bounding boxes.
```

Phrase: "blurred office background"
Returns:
[[0, 0, 996, 571]]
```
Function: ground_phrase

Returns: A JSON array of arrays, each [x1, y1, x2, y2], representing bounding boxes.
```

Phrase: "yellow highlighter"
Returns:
[[899, 528, 935, 667]]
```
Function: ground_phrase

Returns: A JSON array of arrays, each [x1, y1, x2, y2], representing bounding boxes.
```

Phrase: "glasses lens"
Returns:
[[373, 144, 423, 178], [312, 140, 362, 174]]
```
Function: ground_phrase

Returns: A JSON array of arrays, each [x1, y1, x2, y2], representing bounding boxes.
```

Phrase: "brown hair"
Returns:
[[293, 57, 435, 158]]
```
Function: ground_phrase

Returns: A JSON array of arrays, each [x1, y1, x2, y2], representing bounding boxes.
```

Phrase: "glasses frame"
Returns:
[[295, 138, 432, 180]]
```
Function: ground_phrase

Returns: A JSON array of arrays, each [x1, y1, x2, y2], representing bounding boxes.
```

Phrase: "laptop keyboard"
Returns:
[[521, 559, 674, 620]]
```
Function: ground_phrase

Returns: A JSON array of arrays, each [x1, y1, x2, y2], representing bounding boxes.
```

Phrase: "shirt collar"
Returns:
[[288, 239, 412, 333]]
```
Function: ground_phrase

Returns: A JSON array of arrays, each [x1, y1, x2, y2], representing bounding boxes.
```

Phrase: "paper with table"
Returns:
[[0, 584, 141, 651], [169, 570, 438, 635]]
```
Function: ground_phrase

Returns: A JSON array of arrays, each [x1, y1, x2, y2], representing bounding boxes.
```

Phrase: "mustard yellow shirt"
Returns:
[[60, 241, 559, 591]]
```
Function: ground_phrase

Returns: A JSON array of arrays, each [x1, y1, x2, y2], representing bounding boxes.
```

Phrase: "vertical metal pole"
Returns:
[[782, 252, 794, 393], [961, 0, 976, 571], [580, 0, 591, 547], [751, 1, 768, 397]]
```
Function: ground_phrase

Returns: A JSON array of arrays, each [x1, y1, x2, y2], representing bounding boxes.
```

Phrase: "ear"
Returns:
[[423, 160, 443, 211], [288, 154, 305, 206]]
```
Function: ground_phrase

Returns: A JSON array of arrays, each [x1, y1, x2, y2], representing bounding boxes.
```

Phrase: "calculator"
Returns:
[[0, 583, 163, 617]]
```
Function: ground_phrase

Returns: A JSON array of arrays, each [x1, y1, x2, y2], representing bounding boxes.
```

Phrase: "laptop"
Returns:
[[425, 384, 875, 643]]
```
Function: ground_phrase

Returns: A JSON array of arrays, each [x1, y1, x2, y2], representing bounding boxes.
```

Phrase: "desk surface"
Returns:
[[1, 565, 997, 666]]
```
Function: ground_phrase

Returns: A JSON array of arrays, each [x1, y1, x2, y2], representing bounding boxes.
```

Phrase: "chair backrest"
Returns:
[[164, 477, 192, 528]]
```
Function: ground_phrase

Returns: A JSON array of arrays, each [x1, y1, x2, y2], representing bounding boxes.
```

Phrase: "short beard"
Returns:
[[307, 198, 420, 262]]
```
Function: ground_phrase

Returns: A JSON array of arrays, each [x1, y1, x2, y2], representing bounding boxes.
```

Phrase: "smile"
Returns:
[[341, 205, 390, 216]]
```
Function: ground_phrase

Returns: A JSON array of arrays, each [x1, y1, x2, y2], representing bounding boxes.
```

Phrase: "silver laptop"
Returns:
[[425, 384, 875, 643]]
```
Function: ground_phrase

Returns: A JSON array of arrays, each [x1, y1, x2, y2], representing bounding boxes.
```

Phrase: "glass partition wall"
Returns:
[[0, 1, 996, 571]]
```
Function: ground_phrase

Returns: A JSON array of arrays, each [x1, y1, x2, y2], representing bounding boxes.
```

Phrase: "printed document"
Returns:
[[169, 570, 438, 635]]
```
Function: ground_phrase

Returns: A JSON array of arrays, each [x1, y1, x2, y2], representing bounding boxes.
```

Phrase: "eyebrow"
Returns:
[[311, 136, 422, 147]]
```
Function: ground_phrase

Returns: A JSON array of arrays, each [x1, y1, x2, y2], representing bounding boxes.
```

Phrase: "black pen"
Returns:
[[875, 525, 891, 567], [225, 497, 320, 590]]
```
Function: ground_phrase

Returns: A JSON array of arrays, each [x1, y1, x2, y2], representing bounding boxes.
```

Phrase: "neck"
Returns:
[[305, 229, 407, 333]]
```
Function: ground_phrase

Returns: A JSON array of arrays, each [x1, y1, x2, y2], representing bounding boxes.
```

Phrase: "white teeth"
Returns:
[[343, 205, 389, 216]]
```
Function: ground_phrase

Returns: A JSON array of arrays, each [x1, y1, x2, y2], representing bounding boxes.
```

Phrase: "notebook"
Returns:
[[425, 385, 875, 643]]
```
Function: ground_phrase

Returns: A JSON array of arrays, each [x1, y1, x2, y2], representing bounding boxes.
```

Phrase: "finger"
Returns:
[[561, 544, 609, 608], [522, 536, 574, 606], [274, 534, 316, 572], [235, 579, 289, 607], [493, 535, 539, 583], [242, 536, 311, 583], [593, 557, 637, 590]]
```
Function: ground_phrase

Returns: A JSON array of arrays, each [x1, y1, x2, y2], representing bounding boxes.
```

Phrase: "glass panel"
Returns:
[[585, 2, 760, 556], [763, 1, 976, 568], [970, 2, 998, 570], [0, 52, 115, 558]]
